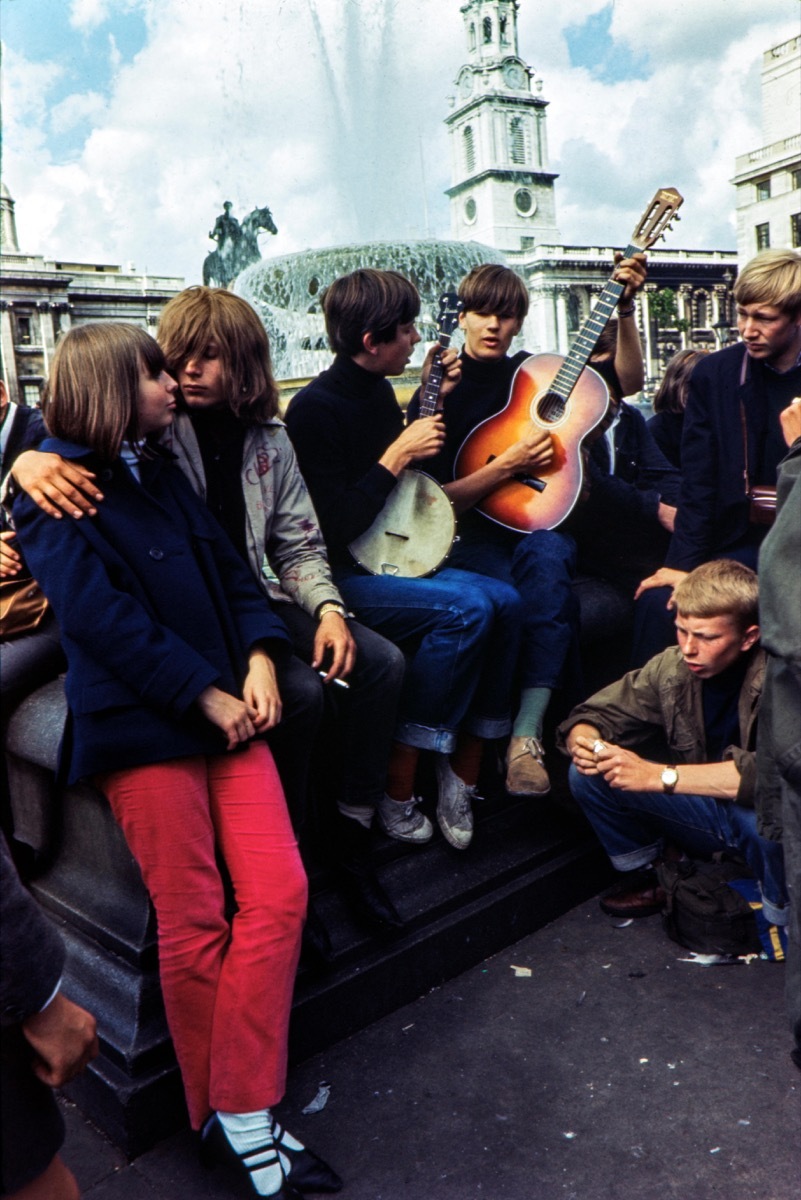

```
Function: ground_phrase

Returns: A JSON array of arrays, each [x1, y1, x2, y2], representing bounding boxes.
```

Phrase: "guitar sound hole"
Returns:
[[537, 391, 566, 423]]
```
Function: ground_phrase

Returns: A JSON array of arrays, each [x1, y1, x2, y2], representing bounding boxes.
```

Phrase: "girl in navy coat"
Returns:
[[12, 324, 340, 1199]]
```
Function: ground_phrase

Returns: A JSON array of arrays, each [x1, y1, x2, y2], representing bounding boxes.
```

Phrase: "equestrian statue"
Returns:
[[203, 201, 278, 288]]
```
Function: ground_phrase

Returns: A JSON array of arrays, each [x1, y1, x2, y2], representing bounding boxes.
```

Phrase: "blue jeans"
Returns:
[[335, 566, 523, 754], [449, 527, 579, 691], [569, 763, 789, 924]]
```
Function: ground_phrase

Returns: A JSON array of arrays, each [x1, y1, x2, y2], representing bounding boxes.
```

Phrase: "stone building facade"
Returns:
[[732, 36, 801, 261], [0, 184, 183, 407]]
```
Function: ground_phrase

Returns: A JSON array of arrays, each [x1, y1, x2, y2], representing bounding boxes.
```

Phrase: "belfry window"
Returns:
[[464, 126, 476, 173], [509, 117, 526, 164], [483, 16, 492, 43]]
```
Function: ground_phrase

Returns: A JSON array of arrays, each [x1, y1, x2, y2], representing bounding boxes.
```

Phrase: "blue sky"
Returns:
[[2, 0, 799, 283], [565, 6, 651, 82]]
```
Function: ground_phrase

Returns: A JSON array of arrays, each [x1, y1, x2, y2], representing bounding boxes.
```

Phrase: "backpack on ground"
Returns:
[[655, 856, 763, 957]]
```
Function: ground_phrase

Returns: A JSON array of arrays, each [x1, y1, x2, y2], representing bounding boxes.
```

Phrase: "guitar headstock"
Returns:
[[436, 291, 463, 343], [630, 187, 684, 251]]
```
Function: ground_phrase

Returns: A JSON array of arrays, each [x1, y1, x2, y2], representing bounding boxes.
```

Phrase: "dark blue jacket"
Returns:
[[13, 439, 289, 783], [667, 342, 801, 569], [565, 402, 681, 585]]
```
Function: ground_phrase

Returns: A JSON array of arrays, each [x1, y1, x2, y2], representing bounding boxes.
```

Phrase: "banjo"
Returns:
[[348, 293, 461, 578]]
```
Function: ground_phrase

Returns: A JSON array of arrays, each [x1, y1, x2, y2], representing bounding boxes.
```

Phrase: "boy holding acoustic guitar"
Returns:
[[407, 253, 649, 796]]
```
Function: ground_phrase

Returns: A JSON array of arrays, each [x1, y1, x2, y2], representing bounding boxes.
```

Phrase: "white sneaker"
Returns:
[[375, 794, 433, 844], [435, 756, 475, 850]]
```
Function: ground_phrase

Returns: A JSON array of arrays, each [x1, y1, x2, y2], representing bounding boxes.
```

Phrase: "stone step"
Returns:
[[291, 788, 610, 1062]]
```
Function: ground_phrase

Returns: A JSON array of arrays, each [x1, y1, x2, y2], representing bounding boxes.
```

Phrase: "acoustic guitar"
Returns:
[[454, 187, 684, 533], [348, 293, 461, 577]]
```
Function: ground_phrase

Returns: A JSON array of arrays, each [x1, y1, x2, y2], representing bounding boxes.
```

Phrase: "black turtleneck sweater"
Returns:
[[189, 405, 248, 564], [284, 355, 402, 564]]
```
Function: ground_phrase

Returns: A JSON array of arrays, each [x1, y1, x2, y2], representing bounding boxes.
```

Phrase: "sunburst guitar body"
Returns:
[[455, 354, 609, 532], [455, 186, 685, 534]]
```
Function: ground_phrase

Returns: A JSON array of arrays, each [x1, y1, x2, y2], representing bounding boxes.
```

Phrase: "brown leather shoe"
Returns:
[[599, 870, 666, 918], [505, 736, 550, 795]]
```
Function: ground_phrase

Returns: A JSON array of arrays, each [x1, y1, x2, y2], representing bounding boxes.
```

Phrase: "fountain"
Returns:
[[234, 238, 503, 380]]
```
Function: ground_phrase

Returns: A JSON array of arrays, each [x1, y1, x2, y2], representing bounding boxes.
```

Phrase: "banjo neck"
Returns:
[[417, 295, 461, 418]]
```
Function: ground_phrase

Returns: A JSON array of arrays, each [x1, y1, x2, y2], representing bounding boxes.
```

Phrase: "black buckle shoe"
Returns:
[[273, 1119, 344, 1194], [199, 1113, 304, 1198]]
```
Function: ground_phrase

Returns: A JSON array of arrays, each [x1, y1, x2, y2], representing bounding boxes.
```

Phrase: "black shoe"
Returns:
[[334, 815, 405, 933], [338, 857, 405, 932], [273, 1119, 343, 1194], [199, 1113, 303, 1199], [301, 899, 334, 967]]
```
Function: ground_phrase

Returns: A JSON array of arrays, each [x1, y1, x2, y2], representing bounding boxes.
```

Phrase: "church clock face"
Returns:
[[503, 63, 525, 89], [458, 68, 473, 98], [515, 188, 537, 217]]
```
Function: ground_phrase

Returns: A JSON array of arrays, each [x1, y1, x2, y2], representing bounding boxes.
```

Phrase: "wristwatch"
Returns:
[[661, 766, 679, 794], [316, 601, 349, 621]]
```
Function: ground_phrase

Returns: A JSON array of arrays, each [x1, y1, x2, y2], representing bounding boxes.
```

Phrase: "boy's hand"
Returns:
[[420, 345, 462, 400], [613, 252, 647, 304], [0, 531, 23, 578], [12, 450, 103, 519], [380, 416, 446, 474]]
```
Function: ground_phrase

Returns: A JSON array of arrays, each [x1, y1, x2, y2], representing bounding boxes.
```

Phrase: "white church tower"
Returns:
[[446, 0, 560, 251]]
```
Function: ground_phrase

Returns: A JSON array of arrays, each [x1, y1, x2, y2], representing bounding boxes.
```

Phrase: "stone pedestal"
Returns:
[[5, 682, 183, 1158]]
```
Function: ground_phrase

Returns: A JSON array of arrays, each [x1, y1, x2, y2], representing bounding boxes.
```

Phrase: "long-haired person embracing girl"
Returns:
[[12, 324, 341, 1199]]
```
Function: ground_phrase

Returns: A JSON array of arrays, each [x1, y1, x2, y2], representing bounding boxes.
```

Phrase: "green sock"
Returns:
[[512, 687, 552, 739]]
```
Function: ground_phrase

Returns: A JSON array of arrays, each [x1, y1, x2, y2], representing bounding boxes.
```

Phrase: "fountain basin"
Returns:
[[235, 238, 503, 381]]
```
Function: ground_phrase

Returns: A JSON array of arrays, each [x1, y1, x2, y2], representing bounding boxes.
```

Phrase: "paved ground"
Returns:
[[63, 897, 799, 1200]]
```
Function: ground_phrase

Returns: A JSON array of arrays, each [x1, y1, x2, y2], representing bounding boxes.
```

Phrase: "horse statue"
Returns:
[[202, 204, 278, 288]]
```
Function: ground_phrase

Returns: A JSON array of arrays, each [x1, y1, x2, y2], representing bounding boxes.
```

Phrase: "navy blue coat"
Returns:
[[564, 402, 681, 586], [13, 439, 290, 783], [666, 342, 801, 569]]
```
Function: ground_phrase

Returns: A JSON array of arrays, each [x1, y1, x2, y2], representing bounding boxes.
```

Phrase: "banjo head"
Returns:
[[348, 470, 455, 578]]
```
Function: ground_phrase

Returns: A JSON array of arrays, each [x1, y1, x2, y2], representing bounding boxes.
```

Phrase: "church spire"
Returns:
[[461, 0, 520, 63], [446, 1, 560, 251]]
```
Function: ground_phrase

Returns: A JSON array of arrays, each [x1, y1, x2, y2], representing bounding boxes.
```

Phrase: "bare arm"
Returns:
[[612, 252, 647, 397], [594, 744, 742, 799]]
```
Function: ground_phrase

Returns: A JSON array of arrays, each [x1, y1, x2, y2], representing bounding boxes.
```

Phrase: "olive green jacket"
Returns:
[[556, 645, 765, 808]]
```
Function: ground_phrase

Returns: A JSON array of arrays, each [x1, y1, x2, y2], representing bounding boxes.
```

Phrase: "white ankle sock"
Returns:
[[217, 1109, 283, 1196], [271, 1116, 305, 1173]]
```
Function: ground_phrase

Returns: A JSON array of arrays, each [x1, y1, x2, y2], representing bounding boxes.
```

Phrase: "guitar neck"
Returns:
[[418, 333, 453, 418], [549, 239, 638, 401]]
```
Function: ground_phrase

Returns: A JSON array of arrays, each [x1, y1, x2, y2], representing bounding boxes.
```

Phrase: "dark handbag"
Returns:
[[0, 574, 49, 639], [748, 485, 777, 525]]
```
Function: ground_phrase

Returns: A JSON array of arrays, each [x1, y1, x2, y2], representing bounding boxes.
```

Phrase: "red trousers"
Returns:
[[97, 741, 307, 1128]]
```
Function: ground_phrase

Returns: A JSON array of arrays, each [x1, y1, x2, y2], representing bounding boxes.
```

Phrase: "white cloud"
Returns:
[[3, 0, 799, 283]]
